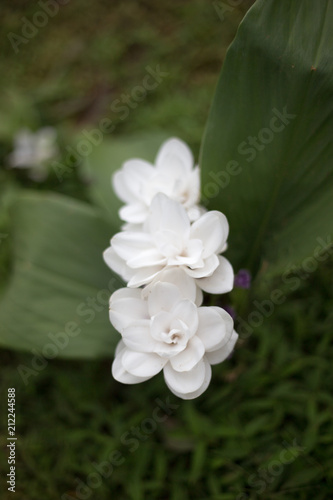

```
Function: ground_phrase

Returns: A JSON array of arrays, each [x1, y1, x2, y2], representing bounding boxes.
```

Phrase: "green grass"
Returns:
[[0, 262, 332, 499], [1, 1, 333, 499]]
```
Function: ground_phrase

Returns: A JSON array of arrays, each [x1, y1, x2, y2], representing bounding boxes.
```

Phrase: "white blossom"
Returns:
[[104, 193, 234, 294], [8, 127, 59, 181], [103, 136, 238, 400], [113, 137, 202, 224], [110, 280, 238, 399]]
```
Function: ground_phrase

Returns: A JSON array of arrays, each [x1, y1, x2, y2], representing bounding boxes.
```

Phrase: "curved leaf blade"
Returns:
[[200, 0, 333, 278], [0, 192, 122, 358]]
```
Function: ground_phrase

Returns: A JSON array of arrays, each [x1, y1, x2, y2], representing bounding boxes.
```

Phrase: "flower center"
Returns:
[[161, 328, 182, 345], [151, 315, 190, 359]]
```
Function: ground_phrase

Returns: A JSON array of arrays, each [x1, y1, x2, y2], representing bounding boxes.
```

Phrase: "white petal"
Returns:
[[113, 170, 137, 204], [146, 172, 175, 196], [168, 357, 212, 400], [103, 247, 132, 282], [110, 287, 142, 306], [119, 203, 149, 224], [127, 248, 166, 269], [122, 350, 166, 377], [123, 159, 155, 185], [171, 300, 198, 337], [196, 307, 233, 352], [147, 193, 190, 237], [110, 310, 134, 334], [197, 255, 234, 293], [112, 343, 151, 384], [217, 241, 228, 254], [111, 231, 154, 263], [170, 336, 205, 372], [155, 137, 194, 174], [151, 311, 173, 341], [121, 222, 144, 232], [109, 289, 148, 333], [206, 330, 238, 365], [110, 288, 142, 301], [187, 203, 206, 222], [190, 211, 229, 258], [209, 306, 235, 349], [169, 239, 203, 266], [143, 268, 198, 304], [195, 286, 203, 307], [185, 254, 219, 278], [183, 168, 201, 208], [153, 230, 182, 258], [112, 160, 154, 208], [114, 339, 126, 356], [147, 282, 183, 316], [163, 357, 206, 395], [127, 266, 163, 288], [122, 322, 155, 352], [112, 358, 149, 384]]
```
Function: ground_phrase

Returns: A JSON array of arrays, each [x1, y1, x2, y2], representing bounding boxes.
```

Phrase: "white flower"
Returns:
[[113, 137, 202, 224], [110, 280, 238, 399], [8, 127, 59, 181], [104, 193, 234, 294]]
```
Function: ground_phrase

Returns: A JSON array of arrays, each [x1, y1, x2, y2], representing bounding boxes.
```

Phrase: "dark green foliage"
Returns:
[[0, 262, 332, 499]]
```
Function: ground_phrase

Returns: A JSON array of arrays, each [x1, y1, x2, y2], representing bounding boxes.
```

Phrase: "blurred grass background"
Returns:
[[0, 1, 332, 499]]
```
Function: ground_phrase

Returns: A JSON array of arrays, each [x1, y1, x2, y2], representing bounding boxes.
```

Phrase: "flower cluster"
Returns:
[[104, 138, 238, 399]]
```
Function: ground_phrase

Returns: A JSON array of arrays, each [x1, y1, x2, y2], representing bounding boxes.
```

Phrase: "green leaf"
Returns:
[[200, 0, 333, 279], [83, 132, 170, 227], [0, 192, 122, 358]]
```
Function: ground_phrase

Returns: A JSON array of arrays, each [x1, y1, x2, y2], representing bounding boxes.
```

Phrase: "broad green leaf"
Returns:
[[200, 0, 333, 279], [83, 132, 170, 227], [0, 192, 122, 358]]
